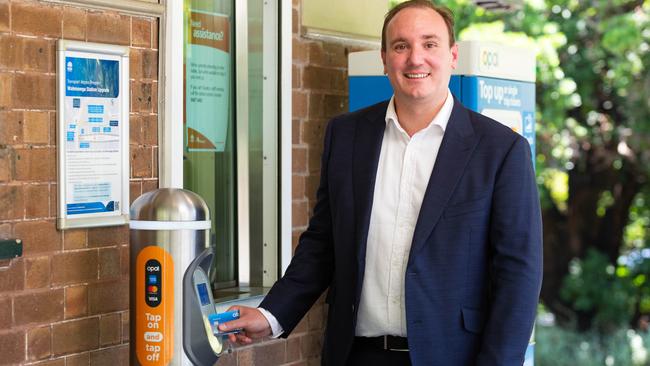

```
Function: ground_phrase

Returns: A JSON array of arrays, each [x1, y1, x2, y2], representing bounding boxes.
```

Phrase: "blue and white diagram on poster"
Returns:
[[63, 56, 123, 217]]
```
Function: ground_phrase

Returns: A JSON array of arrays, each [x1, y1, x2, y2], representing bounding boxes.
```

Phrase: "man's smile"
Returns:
[[404, 72, 430, 79]]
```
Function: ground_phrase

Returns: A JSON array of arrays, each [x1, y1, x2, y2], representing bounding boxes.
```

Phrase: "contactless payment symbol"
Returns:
[[145, 259, 162, 307]]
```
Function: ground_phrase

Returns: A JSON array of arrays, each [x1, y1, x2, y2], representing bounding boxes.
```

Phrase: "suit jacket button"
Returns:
[[352, 305, 355, 313]]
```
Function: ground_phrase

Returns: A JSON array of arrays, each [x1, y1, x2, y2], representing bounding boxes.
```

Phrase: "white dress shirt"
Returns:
[[356, 90, 453, 336], [260, 90, 454, 338]]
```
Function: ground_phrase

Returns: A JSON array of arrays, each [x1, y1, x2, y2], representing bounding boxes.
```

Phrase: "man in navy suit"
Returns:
[[219, 1, 542, 365]]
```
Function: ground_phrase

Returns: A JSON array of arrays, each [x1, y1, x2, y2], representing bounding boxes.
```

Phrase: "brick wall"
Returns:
[[0, 1, 158, 365]]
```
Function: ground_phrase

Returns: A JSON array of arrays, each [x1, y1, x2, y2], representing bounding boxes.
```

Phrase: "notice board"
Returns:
[[57, 40, 130, 229]]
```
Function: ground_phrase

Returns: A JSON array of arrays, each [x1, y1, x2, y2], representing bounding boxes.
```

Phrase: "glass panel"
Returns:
[[183, 0, 236, 289]]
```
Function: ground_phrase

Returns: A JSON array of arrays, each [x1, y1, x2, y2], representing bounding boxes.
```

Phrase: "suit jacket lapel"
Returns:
[[408, 100, 481, 262], [352, 102, 387, 301]]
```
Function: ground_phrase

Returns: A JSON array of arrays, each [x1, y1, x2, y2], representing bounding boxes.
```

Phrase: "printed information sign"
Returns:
[[185, 10, 230, 152], [57, 40, 130, 229]]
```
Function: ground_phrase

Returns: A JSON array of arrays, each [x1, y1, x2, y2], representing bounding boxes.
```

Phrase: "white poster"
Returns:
[[57, 41, 130, 229]]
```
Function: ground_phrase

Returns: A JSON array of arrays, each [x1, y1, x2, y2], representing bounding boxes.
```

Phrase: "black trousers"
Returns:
[[345, 339, 412, 366]]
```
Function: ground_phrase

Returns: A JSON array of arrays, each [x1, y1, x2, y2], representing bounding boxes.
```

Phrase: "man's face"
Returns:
[[381, 7, 458, 107]]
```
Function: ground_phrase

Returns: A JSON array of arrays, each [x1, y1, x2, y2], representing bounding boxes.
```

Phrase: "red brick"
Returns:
[[129, 48, 142, 79], [131, 81, 153, 112], [13, 1, 62, 38], [142, 114, 158, 145], [300, 333, 322, 359], [23, 111, 50, 144], [87, 226, 128, 248], [27, 326, 51, 361], [0, 36, 54, 73], [0, 185, 25, 220], [292, 7, 299, 35], [323, 94, 347, 118], [293, 146, 307, 174], [15, 147, 55, 181], [0, 147, 12, 182], [217, 352, 237, 366], [293, 91, 308, 119], [120, 244, 129, 278], [52, 317, 99, 355], [13, 73, 56, 109], [287, 336, 301, 362], [0, 1, 8, 32], [51, 250, 99, 285], [25, 184, 50, 218], [293, 200, 309, 228], [293, 175, 306, 200], [152, 19, 159, 49], [64, 285, 88, 319], [0, 258, 24, 293], [15, 220, 61, 254], [98, 247, 120, 280], [99, 313, 121, 346], [129, 180, 142, 205], [308, 93, 324, 119], [0, 296, 12, 328], [88, 279, 128, 314], [121, 311, 129, 342], [0, 72, 12, 108], [87, 12, 130, 46], [308, 303, 326, 331], [152, 146, 158, 177], [132, 18, 152, 48], [293, 121, 304, 149], [303, 66, 346, 92], [131, 145, 152, 178], [302, 119, 327, 147], [129, 114, 143, 144], [308, 146, 323, 174], [293, 38, 309, 64], [62, 7, 87, 41], [0, 111, 22, 145], [31, 359, 66, 366], [25, 255, 51, 289], [49, 112, 56, 145], [14, 289, 64, 326], [252, 341, 287, 365], [152, 82, 159, 112], [142, 179, 158, 194], [63, 229, 87, 250], [65, 353, 89, 366], [322, 43, 349, 68], [90, 345, 129, 366], [141, 49, 158, 80], [0, 35, 20, 70], [293, 64, 301, 89], [0, 222, 12, 237], [0, 330, 26, 364]]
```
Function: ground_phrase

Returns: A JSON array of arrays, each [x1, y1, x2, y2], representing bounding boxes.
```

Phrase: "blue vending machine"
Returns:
[[348, 41, 536, 365]]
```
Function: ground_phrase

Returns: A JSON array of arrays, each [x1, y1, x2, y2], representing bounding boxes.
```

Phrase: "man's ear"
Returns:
[[450, 43, 459, 69], [381, 50, 387, 74]]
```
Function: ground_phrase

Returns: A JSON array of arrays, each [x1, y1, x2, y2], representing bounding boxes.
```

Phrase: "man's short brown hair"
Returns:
[[381, 0, 456, 51]]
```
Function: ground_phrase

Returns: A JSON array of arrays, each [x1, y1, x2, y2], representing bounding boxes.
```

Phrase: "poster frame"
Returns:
[[56, 40, 130, 229]]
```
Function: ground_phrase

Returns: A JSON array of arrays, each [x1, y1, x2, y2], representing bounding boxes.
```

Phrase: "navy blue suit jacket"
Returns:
[[260, 99, 543, 365]]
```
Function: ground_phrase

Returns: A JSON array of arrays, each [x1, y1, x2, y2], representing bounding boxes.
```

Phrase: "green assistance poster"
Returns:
[[186, 11, 230, 152]]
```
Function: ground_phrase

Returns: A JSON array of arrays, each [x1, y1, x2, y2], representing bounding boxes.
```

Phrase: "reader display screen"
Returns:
[[197, 283, 211, 306]]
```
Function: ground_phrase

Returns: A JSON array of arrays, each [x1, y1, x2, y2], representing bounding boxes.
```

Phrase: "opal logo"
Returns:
[[66, 61, 73, 72], [481, 50, 499, 68]]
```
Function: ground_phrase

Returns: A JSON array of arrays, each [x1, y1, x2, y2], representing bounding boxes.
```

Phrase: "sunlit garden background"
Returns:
[[389, 0, 650, 364]]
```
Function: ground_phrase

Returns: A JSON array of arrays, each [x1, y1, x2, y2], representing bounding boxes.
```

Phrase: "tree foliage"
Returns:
[[433, 0, 650, 330]]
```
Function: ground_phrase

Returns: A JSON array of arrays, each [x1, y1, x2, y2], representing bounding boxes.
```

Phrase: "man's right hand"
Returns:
[[217, 305, 272, 344]]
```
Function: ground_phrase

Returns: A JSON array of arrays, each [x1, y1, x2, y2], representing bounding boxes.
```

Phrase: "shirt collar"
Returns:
[[384, 89, 454, 134]]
